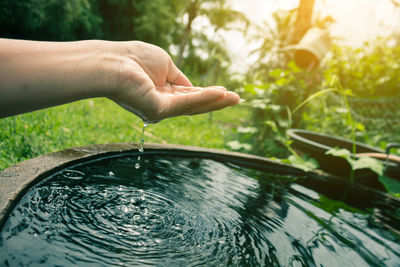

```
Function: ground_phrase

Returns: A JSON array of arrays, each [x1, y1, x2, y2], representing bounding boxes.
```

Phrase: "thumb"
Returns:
[[167, 60, 193, 87]]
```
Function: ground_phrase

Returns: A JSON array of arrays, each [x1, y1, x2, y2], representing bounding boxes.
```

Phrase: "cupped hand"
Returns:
[[110, 41, 240, 123]]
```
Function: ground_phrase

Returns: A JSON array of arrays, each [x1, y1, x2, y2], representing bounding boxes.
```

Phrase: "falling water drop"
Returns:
[[135, 122, 148, 169]]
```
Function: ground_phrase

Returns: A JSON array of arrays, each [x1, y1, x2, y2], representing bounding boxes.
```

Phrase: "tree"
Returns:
[[97, 0, 176, 49], [0, 0, 102, 41], [173, 0, 249, 67], [249, 9, 298, 72], [290, 0, 315, 44]]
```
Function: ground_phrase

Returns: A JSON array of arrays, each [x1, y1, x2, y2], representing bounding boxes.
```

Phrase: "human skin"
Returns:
[[0, 39, 240, 122]]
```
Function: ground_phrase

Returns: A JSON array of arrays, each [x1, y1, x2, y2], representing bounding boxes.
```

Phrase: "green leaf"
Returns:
[[351, 156, 384, 176], [343, 89, 354, 96], [249, 99, 270, 109], [269, 69, 284, 79], [237, 126, 257, 134], [376, 76, 390, 84], [355, 123, 365, 132], [287, 155, 319, 172], [277, 118, 289, 128], [287, 61, 301, 73], [335, 108, 348, 114], [243, 84, 257, 94], [227, 141, 252, 151], [379, 175, 400, 196], [292, 88, 337, 115], [326, 147, 351, 159], [326, 148, 384, 176], [325, 73, 339, 87], [267, 104, 281, 111], [264, 120, 278, 132], [275, 78, 289, 86]]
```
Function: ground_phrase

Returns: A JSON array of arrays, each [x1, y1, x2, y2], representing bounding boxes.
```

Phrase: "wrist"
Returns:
[[74, 40, 121, 99]]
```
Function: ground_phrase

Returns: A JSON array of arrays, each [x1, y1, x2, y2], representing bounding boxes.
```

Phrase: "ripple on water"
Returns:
[[1, 155, 400, 266]]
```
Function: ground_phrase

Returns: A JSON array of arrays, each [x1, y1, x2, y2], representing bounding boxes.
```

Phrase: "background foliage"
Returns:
[[0, 0, 102, 41]]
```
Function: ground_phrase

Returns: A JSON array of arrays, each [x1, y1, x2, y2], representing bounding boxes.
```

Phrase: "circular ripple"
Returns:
[[63, 186, 228, 260], [6, 172, 236, 266]]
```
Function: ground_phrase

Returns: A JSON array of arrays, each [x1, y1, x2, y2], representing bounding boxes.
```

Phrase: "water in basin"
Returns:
[[1, 154, 399, 266]]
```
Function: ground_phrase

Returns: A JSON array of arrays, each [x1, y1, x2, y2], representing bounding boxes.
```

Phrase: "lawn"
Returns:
[[0, 98, 250, 171]]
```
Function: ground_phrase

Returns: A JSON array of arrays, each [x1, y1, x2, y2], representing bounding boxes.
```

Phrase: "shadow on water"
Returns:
[[1, 154, 399, 266]]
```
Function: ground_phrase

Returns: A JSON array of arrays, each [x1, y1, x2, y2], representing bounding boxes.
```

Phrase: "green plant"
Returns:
[[326, 147, 400, 197], [327, 39, 400, 98], [235, 59, 400, 197], [304, 40, 400, 145]]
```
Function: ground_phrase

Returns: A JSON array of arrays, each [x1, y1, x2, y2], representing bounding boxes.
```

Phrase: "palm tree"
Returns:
[[173, 0, 250, 67], [249, 9, 298, 70]]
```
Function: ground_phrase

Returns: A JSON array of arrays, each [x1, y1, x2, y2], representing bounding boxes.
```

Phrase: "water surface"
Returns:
[[1, 154, 399, 266]]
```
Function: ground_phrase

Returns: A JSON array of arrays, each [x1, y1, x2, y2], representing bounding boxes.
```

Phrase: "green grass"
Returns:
[[0, 98, 250, 171]]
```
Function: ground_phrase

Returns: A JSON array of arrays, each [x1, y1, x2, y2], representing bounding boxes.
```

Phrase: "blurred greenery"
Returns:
[[229, 9, 400, 196], [0, 0, 102, 41], [0, 0, 399, 196]]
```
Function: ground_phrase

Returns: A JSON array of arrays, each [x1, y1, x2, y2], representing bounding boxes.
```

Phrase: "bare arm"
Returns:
[[0, 39, 239, 122], [0, 39, 116, 117]]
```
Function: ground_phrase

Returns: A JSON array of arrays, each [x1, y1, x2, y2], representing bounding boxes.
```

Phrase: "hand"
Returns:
[[0, 39, 239, 120], [110, 41, 240, 122]]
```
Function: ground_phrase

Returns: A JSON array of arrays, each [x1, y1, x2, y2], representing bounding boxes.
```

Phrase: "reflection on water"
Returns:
[[1, 155, 399, 266]]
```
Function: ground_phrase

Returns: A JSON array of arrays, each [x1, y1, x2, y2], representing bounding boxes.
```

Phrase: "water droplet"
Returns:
[[135, 122, 149, 169], [121, 206, 129, 213], [62, 170, 85, 180]]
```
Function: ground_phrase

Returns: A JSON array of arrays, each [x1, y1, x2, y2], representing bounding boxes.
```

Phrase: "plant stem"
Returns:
[[338, 82, 356, 182]]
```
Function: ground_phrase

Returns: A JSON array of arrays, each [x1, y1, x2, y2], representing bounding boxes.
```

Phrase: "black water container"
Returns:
[[287, 129, 400, 189], [1, 144, 400, 266]]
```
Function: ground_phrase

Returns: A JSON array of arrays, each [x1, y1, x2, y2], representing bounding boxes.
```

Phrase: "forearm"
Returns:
[[0, 39, 118, 117], [0, 39, 239, 122]]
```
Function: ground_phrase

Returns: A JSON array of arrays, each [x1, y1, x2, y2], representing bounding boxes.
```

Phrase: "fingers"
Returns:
[[172, 85, 226, 93], [167, 60, 193, 87], [165, 87, 240, 118], [185, 91, 240, 115]]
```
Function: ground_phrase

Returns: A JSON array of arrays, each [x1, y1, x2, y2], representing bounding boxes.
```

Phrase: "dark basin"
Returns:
[[287, 129, 400, 189], [1, 143, 399, 266]]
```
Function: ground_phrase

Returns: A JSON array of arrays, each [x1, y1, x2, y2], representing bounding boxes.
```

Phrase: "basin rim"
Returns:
[[0, 143, 308, 228]]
